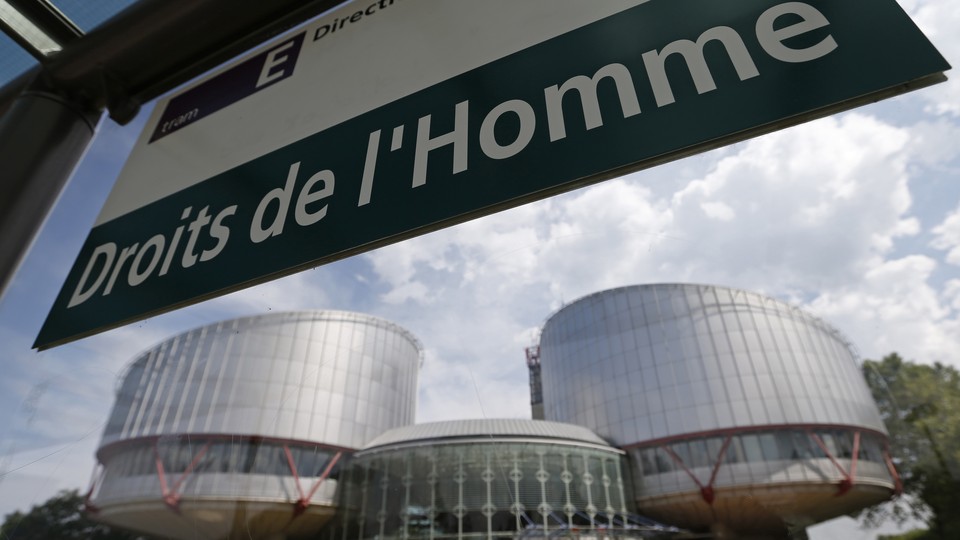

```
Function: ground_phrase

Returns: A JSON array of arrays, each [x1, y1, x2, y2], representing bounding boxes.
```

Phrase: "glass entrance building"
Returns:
[[325, 419, 673, 540]]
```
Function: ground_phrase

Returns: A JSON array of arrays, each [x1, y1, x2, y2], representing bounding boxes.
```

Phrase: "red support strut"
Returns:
[[660, 435, 732, 505], [154, 440, 211, 512], [809, 430, 858, 496], [83, 464, 104, 515], [882, 446, 904, 496], [283, 446, 343, 518]]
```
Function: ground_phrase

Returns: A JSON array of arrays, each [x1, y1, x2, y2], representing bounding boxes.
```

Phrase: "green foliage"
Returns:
[[0, 489, 145, 540], [860, 353, 960, 539]]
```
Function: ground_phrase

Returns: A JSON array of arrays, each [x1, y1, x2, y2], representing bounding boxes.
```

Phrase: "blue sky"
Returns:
[[1, 1, 958, 538]]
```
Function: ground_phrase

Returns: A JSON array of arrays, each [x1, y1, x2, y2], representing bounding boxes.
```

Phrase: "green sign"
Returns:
[[37, 0, 949, 348]]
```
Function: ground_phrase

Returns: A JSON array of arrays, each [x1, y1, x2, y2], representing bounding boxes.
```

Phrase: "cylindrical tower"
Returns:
[[88, 311, 422, 540], [327, 419, 661, 540], [537, 284, 898, 536]]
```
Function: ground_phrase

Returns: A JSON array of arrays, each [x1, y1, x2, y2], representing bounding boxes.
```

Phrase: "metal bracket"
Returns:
[[100, 69, 140, 125]]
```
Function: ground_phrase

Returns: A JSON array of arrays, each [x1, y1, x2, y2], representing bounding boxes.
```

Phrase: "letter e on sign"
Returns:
[[149, 32, 305, 142], [257, 38, 300, 88], [756, 2, 838, 63]]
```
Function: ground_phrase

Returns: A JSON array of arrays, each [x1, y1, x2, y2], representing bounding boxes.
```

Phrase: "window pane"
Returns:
[[742, 435, 763, 462], [725, 436, 745, 464], [759, 434, 779, 461]]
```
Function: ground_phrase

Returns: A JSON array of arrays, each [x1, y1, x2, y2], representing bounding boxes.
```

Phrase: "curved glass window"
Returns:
[[631, 428, 889, 477], [105, 438, 343, 479]]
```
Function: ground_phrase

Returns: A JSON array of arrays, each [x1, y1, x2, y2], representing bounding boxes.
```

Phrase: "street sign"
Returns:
[[37, 0, 949, 348]]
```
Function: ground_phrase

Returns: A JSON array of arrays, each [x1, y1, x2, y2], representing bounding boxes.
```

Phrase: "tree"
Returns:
[[0, 489, 146, 539], [860, 353, 960, 540]]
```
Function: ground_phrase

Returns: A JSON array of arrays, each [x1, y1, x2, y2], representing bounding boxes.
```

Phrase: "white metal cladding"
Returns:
[[100, 310, 423, 450], [362, 419, 611, 450], [537, 284, 886, 447]]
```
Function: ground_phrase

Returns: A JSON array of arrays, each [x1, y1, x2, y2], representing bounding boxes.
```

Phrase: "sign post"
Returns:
[[37, 0, 949, 349]]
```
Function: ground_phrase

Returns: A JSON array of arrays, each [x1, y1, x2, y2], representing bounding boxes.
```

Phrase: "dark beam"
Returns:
[[6, 0, 83, 54], [0, 0, 350, 122]]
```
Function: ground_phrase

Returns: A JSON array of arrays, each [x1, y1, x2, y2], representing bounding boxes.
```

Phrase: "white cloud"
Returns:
[[931, 203, 960, 265], [529, 180, 673, 300], [700, 201, 736, 221], [945, 279, 960, 311], [906, 120, 960, 166], [366, 201, 549, 306], [383, 280, 432, 304], [416, 349, 530, 423], [807, 256, 960, 367], [645, 113, 915, 292]]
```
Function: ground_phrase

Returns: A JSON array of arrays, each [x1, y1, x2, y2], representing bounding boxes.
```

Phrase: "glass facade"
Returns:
[[101, 311, 422, 449], [629, 427, 892, 496], [326, 420, 645, 540], [95, 438, 343, 506], [103, 439, 340, 479]]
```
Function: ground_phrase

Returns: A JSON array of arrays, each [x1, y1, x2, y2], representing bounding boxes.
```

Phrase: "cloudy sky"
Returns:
[[0, 1, 957, 538]]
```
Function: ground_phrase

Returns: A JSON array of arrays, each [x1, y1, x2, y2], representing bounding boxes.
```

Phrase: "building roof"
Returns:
[[362, 419, 611, 450], [541, 283, 860, 361]]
